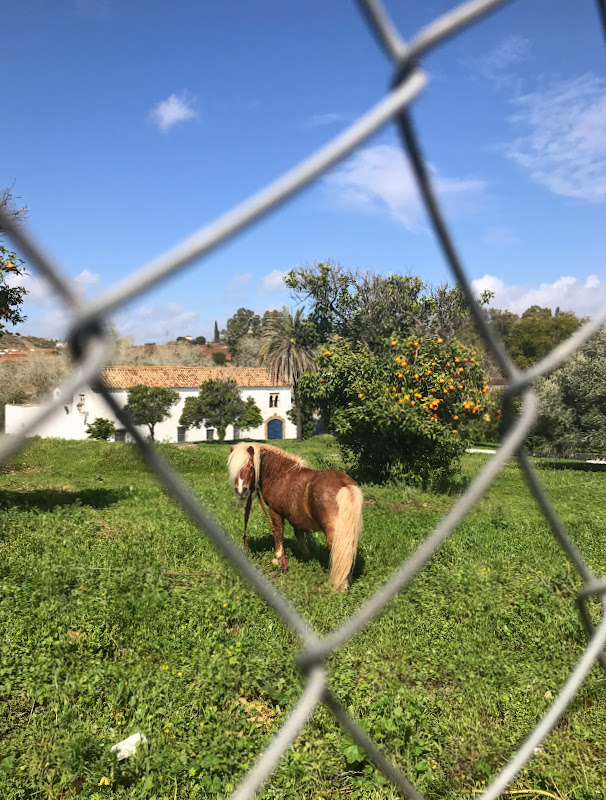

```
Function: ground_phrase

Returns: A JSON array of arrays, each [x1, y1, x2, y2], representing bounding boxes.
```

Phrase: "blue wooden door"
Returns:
[[267, 418, 283, 440]]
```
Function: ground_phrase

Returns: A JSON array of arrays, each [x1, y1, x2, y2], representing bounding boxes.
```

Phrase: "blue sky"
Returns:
[[2, 0, 605, 343]]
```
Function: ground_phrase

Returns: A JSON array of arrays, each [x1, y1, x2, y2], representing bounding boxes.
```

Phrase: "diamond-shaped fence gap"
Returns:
[[1, 1, 606, 798]]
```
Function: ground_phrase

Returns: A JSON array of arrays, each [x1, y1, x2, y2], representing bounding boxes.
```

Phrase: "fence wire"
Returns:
[[2, 1, 606, 797]]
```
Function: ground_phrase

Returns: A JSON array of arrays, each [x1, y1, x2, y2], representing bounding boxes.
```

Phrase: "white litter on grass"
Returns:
[[110, 732, 148, 761]]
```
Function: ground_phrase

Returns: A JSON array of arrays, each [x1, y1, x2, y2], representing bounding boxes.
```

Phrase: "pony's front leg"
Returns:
[[269, 511, 287, 570]]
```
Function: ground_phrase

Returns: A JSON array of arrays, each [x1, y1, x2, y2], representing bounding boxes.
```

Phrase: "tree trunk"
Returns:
[[148, 423, 155, 441], [295, 396, 303, 441]]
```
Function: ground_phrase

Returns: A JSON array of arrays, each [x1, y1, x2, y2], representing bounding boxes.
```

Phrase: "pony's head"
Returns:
[[227, 443, 260, 500]]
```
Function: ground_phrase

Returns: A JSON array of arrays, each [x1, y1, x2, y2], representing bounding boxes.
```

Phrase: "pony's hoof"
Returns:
[[271, 557, 280, 566]]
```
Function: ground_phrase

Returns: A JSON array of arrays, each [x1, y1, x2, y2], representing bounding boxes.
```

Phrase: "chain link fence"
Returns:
[[2, 1, 606, 797]]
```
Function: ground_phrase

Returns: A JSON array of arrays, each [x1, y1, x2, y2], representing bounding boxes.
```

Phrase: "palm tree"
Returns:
[[259, 307, 317, 440]]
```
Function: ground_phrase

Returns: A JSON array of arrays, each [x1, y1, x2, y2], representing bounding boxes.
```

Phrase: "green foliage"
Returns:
[[466, 387, 504, 445], [213, 321, 220, 342], [529, 328, 606, 456], [0, 244, 27, 333], [193, 335, 206, 345], [286, 401, 315, 440], [222, 308, 260, 355], [299, 336, 490, 486], [507, 306, 581, 369], [180, 379, 261, 442], [285, 260, 471, 351], [85, 418, 117, 441], [486, 308, 520, 342], [239, 396, 263, 432], [123, 384, 179, 441], [211, 351, 227, 366]]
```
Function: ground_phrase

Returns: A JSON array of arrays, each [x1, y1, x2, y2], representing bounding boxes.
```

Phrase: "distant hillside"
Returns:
[[0, 333, 63, 359]]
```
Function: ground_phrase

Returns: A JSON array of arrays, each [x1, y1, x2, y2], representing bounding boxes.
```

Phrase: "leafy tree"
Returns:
[[212, 351, 227, 366], [286, 402, 316, 440], [0, 350, 69, 428], [233, 333, 262, 367], [222, 308, 260, 355], [123, 384, 179, 441], [213, 321, 220, 343], [508, 306, 581, 369], [0, 245, 27, 334], [239, 396, 263, 432], [193, 335, 207, 345], [298, 335, 490, 486], [285, 260, 472, 352], [258, 307, 318, 440], [86, 417, 117, 440], [486, 308, 520, 342], [261, 309, 282, 328], [0, 188, 29, 334], [529, 328, 606, 457], [180, 379, 261, 442]]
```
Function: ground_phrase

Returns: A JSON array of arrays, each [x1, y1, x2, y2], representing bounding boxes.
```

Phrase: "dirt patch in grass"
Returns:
[[238, 697, 277, 731], [96, 518, 119, 541], [0, 463, 40, 475]]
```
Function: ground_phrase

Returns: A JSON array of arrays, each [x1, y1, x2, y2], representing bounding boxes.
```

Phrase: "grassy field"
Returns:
[[2, 436, 606, 800]]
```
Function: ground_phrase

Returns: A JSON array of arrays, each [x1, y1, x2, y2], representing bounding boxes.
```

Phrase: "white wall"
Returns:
[[4, 385, 296, 442]]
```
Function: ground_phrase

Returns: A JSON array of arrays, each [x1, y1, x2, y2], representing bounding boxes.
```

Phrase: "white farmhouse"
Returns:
[[4, 366, 296, 442]]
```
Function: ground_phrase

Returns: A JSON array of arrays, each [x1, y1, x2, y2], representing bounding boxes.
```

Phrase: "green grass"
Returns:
[[2, 436, 606, 799]]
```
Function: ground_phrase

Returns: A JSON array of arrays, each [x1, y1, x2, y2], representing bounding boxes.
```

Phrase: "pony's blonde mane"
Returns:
[[227, 442, 307, 489]]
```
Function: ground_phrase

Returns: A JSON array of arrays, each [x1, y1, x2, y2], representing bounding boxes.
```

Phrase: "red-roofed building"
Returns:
[[5, 366, 295, 442]]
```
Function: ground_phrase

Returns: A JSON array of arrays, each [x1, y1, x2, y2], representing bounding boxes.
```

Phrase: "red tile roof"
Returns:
[[99, 366, 289, 389]]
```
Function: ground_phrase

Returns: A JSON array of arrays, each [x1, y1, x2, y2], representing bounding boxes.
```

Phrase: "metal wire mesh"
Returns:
[[2, 1, 606, 797]]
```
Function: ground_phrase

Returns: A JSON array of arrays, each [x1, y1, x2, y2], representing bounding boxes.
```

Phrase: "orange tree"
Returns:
[[298, 336, 494, 486]]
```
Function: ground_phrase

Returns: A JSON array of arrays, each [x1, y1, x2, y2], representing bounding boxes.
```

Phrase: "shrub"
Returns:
[[85, 418, 117, 440], [298, 336, 491, 487], [212, 352, 227, 366]]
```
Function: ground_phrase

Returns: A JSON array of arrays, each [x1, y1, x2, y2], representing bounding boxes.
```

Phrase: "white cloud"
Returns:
[[73, 269, 101, 295], [260, 269, 288, 294], [471, 271, 606, 318], [503, 73, 606, 201], [149, 92, 198, 133], [6, 268, 101, 309], [475, 35, 530, 88], [325, 144, 484, 232], [307, 112, 352, 127], [227, 272, 252, 292], [115, 302, 200, 343]]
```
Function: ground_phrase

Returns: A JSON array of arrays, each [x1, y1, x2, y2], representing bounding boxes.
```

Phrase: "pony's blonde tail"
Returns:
[[330, 484, 363, 591]]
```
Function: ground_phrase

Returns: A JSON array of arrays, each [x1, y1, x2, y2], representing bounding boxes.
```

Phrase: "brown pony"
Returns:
[[227, 442, 363, 591]]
